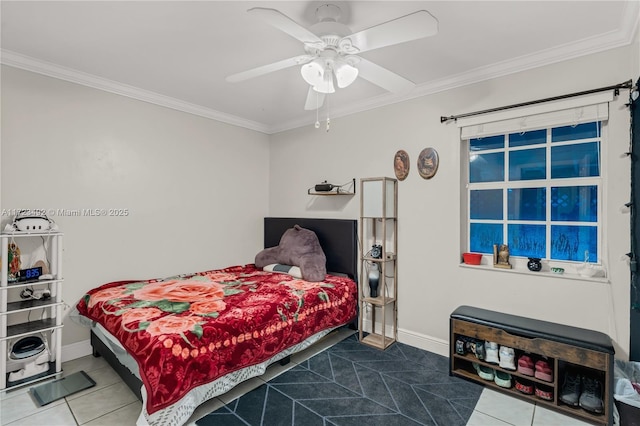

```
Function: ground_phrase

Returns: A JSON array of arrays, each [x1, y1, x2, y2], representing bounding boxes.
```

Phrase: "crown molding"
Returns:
[[2, 2, 638, 136], [0, 49, 271, 134]]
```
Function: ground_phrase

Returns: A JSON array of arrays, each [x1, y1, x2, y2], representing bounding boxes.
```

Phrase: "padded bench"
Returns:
[[450, 305, 614, 425]]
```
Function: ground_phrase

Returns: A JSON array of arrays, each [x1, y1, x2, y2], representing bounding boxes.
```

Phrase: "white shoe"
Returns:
[[499, 346, 516, 370], [485, 341, 499, 364], [472, 362, 495, 381]]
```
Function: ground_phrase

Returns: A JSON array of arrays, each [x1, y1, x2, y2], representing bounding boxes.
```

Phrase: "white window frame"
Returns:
[[458, 92, 612, 278]]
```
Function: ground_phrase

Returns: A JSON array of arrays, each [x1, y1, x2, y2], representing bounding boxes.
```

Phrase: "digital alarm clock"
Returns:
[[17, 266, 43, 282]]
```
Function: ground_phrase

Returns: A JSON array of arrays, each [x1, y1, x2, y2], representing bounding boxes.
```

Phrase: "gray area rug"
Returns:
[[195, 334, 483, 425]]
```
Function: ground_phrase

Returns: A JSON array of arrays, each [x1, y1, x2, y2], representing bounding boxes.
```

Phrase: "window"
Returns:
[[467, 121, 602, 264]]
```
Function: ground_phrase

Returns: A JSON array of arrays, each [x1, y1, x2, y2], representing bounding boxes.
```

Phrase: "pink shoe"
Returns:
[[534, 359, 553, 382], [517, 355, 534, 376]]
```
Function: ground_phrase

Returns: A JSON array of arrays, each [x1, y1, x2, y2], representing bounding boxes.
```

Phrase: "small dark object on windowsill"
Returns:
[[527, 258, 542, 272]]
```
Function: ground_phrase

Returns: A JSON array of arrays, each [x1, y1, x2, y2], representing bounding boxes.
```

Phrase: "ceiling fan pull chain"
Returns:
[[326, 95, 330, 132]]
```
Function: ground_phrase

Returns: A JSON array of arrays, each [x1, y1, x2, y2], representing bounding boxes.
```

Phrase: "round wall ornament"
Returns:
[[393, 149, 410, 181], [417, 147, 439, 179]]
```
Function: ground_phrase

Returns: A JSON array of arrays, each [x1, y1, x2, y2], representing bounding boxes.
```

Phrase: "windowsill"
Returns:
[[458, 262, 609, 283]]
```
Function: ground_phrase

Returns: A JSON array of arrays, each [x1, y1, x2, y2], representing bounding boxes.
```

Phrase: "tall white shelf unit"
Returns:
[[358, 177, 398, 350], [0, 231, 64, 391]]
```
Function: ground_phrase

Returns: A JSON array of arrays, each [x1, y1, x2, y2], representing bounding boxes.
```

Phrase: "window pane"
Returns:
[[509, 129, 546, 147], [552, 122, 600, 142], [508, 188, 546, 221], [509, 148, 546, 181], [551, 142, 600, 178], [551, 186, 597, 222], [551, 225, 597, 262], [508, 224, 546, 258], [470, 152, 505, 183], [470, 223, 503, 254], [470, 190, 503, 220], [470, 135, 504, 151]]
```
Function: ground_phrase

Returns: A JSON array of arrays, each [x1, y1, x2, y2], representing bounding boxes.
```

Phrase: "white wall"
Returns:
[[1, 66, 270, 347], [269, 43, 638, 358]]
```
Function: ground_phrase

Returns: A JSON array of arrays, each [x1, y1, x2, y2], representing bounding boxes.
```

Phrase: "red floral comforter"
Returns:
[[75, 264, 357, 414]]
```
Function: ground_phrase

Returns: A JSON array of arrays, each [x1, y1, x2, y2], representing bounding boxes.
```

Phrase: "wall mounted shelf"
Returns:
[[307, 178, 356, 196]]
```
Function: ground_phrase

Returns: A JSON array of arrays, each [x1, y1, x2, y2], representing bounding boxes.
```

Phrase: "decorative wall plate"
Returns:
[[417, 147, 439, 179], [393, 150, 410, 181]]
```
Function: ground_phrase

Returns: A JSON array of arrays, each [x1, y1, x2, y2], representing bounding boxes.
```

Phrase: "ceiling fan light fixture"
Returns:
[[334, 60, 358, 88], [301, 60, 324, 86], [313, 67, 335, 94]]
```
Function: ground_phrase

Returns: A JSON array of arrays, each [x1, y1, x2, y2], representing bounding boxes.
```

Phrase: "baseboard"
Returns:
[[360, 318, 449, 357], [397, 328, 449, 357], [61, 339, 92, 363]]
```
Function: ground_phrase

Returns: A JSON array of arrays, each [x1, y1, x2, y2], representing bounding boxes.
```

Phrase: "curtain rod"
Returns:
[[440, 79, 633, 123]]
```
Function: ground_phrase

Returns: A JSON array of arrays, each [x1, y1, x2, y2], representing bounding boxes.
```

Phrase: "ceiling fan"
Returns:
[[226, 4, 438, 110]]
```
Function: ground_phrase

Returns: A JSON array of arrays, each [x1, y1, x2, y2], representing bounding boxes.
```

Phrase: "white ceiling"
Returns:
[[1, 1, 638, 134]]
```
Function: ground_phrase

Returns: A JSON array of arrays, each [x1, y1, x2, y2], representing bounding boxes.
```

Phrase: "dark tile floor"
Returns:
[[196, 334, 483, 426]]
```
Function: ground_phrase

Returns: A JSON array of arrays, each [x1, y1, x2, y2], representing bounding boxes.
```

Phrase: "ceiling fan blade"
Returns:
[[226, 55, 313, 83], [304, 86, 325, 110], [248, 7, 325, 46], [342, 11, 437, 54], [356, 58, 415, 93]]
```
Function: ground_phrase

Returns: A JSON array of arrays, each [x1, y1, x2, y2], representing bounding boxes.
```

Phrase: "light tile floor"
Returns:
[[1, 331, 595, 426]]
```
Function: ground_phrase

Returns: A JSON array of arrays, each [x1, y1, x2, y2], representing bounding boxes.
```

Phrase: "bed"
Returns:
[[72, 217, 358, 426]]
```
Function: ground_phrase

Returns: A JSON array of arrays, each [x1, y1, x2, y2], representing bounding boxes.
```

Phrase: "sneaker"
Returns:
[[515, 378, 534, 395], [534, 358, 553, 382], [455, 338, 466, 355], [485, 341, 499, 364], [560, 370, 582, 406], [579, 376, 604, 414], [517, 354, 534, 376], [474, 341, 485, 360], [494, 370, 512, 388], [472, 362, 495, 381], [498, 346, 516, 370], [535, 385, 554, 401], [466, 339, 485, 360], [465, 339, 476, 356]]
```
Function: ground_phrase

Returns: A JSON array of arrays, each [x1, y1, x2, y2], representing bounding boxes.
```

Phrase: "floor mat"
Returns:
[[30, 370, 96, 406]]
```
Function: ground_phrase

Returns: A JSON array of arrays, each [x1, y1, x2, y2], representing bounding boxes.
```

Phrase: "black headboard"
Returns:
[[264, 217, 358, 281]]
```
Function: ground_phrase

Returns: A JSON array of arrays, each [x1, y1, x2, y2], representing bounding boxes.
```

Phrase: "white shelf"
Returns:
[[1, 230, 62, 237], [1, 232, 63, 390]]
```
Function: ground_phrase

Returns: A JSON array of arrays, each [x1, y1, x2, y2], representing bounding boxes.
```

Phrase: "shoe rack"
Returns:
[[449, 306, 613, 426]]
